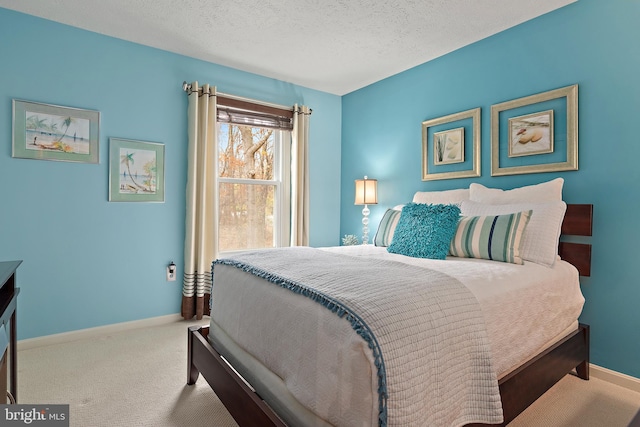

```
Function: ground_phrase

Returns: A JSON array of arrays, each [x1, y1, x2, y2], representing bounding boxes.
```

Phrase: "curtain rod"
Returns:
[[182, 81, 296, 112]]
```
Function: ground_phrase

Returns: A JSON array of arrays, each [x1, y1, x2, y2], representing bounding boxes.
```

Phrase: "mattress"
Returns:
[[209, 245, 585, 426]]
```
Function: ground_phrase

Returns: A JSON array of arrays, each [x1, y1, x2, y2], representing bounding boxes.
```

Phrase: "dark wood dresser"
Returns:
[[0, 260, 21, 403]]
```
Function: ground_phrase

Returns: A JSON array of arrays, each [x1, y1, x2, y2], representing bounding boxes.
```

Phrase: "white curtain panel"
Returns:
[[291, 104, 311, 246], [182, 82, 218, 320]]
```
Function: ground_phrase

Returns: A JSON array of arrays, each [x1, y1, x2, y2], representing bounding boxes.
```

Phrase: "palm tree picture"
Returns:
[[13, 100, 100, 163], [119, 148, 157, 194], [24, 111, 90, 154], [109, 138, 164, 202]]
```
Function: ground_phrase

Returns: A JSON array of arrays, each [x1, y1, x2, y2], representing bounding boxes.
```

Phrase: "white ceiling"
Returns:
[[0, 0, 576, 95]]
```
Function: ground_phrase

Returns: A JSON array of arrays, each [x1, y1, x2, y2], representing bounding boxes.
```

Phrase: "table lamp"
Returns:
[[354, 176, 378, 244]]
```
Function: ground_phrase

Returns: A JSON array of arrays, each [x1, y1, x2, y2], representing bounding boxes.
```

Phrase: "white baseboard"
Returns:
[[17, 313, 190, 351], [590, 364, 640, 394]]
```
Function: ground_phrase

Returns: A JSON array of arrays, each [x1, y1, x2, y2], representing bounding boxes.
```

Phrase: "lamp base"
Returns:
[[361, 204, 370, 245]]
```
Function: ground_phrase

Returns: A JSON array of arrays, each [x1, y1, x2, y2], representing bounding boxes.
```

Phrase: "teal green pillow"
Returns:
[[387, 203, 461, 259]]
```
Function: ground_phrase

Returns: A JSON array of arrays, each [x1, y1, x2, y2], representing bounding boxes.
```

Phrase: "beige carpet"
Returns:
[[17, 320, 640, 426], [18, 320, 238, 427]]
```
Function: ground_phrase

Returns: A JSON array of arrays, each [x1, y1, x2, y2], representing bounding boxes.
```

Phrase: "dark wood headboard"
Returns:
[[559, 204, 593, 276]]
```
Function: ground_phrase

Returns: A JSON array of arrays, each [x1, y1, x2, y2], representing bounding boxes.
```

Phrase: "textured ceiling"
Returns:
[[0, 0, 576, 95]]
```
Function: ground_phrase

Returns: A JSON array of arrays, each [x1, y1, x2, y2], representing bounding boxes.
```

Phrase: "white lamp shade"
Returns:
[[354, 177, 378, 205]]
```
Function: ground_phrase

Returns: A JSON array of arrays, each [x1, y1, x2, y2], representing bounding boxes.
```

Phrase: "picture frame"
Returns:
[[422, 107, 480, 181], [508, 110, 554, 157], [491, 84, 577, 176], [12, 99, 100, 163], [433, 127, 464, 165], [109, 138, 165, 202]]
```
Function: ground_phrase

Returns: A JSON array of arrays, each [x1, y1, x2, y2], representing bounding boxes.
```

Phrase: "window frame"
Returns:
[[215, 122, 291, 254]]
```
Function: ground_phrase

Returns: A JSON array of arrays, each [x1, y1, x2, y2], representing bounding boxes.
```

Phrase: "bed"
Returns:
[[187, 187, 592, 426]]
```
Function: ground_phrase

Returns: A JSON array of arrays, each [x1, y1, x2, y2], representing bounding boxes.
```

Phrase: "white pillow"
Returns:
[[412, 188, 469, 205], [470, 178, 563, 204], [460, 200, 567, 267]]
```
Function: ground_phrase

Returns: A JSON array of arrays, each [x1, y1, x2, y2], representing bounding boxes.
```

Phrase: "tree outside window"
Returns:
[[218, 123, 288, 252]]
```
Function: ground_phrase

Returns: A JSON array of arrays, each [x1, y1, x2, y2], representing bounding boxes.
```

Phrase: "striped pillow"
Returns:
[[449, 210, 532, 264], [374, 208, 402, 247]]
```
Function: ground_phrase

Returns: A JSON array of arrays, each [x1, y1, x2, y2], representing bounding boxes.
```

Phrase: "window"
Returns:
[[216, 96, 292, 253]]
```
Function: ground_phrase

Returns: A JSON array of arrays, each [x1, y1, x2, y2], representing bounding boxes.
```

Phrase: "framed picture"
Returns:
[[12, 99, 100, 163], [433, 127, 464, 165], [109, 138, 165, 202], [422, 107, 480, 181], [491, 84, 577, 176], [508, 110, 554, 157]]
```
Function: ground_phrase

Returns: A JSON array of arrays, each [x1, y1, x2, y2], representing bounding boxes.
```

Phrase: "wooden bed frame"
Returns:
[[187, 204, 593, 427]]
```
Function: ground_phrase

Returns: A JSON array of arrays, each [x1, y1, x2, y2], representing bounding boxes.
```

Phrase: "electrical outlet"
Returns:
[[167, 262, 176, 281]]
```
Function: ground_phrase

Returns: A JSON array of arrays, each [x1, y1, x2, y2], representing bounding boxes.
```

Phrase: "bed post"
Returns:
[[575, 324, 590, 380], [187, 325, 202, 385]]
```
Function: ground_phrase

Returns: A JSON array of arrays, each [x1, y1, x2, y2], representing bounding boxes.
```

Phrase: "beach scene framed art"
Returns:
[[109, 137, 165, 202], [12, 99, 100, 163]]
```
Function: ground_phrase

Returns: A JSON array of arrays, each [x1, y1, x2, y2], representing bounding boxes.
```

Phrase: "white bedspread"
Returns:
[[328, 246, 585, 377], [210, 246, 584, 427]]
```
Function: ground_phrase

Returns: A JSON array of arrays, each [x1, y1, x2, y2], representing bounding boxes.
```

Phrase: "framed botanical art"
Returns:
[[109, 138, 165, 202], [422, 107, 480, 181], [491, 84, 577, 176], [12, 99, 100, 163], [433, 127, 465, 165]]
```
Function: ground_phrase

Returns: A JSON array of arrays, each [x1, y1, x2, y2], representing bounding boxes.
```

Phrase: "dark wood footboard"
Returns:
[[492, 323, 589, 426], [187, 325, 286, 427], [188, 323, 589, 427]]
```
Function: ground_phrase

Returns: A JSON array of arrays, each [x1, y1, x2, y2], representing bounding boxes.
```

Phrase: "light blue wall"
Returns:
[[342, 0, 640, 378], [0, 8, 342, 339]]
